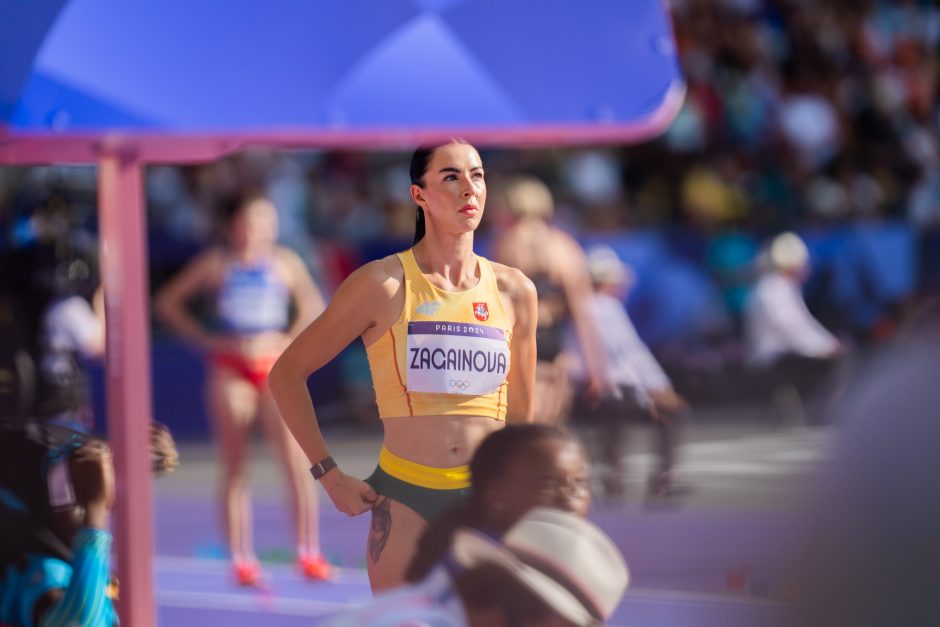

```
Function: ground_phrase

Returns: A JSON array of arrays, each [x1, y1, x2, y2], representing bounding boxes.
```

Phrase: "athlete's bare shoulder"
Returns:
[[272, 244, 304, 266], [549, 226, 585, 256], [490, 261, 537, 300], [271, 245, 310, 277], [339, 253, 405, 302], [337, 254, 407, 338], [489, 260, 537, 336]]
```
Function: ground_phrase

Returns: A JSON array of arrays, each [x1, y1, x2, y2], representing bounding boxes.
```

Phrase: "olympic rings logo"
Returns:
[[449, 379, 471, 392]]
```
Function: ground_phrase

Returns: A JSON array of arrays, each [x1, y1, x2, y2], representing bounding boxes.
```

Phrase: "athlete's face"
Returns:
[[485, 438, 591, 532], [229, 197, 279, 252], [411, 142, 486, 236]]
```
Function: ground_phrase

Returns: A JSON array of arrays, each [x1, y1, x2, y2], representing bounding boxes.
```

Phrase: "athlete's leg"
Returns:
[[534, 360, 573, 424], [366, 498, 428, 592], [206, 366, 260, 564], [257, 389, 323, 567]]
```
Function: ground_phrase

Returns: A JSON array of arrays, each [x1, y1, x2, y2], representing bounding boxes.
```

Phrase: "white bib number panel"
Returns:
[[406, 322, 509, 395]]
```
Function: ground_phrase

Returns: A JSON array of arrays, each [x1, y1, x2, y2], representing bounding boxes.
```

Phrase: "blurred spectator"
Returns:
[[681, 165, 748, 226], [0, 417, 178, 627], [147, 166, 207, 245], [0, 426, 118, 626], [908, 167, 940, 230], [34, 284, 104, 425], [804, 176, 849, 222], [744, 232, 844, 412], [777, 84, 841, 173], [745, 232, 841, 366], [0, 193, 102, 426], [325, 508, 629, 627], [565, 246, 688, 499], [706, 229, 759, 321]]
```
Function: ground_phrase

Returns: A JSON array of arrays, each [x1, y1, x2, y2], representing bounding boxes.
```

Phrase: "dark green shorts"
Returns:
[[365, 465, 471, 522]]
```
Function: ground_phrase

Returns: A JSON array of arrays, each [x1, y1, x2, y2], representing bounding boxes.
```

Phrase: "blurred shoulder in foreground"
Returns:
[[794, 329, 940, 627]]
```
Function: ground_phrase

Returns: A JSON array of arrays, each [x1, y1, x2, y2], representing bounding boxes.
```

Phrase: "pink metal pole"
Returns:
[[97, 153, 155, 627]]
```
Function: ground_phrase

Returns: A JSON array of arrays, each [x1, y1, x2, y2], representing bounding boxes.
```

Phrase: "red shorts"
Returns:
[[212, 353, 278, 390]]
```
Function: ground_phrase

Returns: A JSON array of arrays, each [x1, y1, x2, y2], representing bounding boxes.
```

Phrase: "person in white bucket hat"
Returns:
[[452, 507, 629, 626], [744, 232, 845, 423], [322, 507, 629, 627], [744, 232, 841, 368]]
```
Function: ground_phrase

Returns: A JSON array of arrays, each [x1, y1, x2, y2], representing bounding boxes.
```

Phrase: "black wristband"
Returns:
[[309, 456, 337, 480]]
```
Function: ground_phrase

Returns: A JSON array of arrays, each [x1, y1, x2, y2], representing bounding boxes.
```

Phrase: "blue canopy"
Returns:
[[1, 0, 683, 162], [0, 6, 683, 624]]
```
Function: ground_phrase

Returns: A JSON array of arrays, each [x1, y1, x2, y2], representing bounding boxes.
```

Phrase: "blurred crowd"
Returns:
[[664, 0, 938, 230], [0, 0, 937, 414]]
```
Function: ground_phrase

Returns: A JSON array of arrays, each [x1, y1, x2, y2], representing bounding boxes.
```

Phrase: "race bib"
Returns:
[[406, 321, 510, 395]]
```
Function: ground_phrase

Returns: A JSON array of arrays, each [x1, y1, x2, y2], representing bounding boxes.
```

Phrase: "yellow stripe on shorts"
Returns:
[[378, 447, 471, 490]]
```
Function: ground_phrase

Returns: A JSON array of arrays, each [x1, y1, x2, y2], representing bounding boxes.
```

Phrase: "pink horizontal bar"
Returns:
[[0, 82, 685, 164]]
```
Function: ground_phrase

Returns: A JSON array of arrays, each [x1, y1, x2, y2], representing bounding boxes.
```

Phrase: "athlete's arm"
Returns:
[[153, 249, 224, 352], [277, 247, 327, 338], [269, 260, 397, 515], [496, 265, 538, 423], [556, 233, 609, 394]]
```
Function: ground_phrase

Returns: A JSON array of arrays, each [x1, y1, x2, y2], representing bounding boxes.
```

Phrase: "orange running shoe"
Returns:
[[298, 554, 333, 581], [233, 559, 261, 587]]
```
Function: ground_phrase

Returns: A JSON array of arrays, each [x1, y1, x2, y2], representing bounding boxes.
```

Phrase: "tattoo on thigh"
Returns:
[[369, 497, 392, 564]]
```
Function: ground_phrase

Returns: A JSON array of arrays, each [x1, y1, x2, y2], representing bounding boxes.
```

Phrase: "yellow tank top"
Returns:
[[366, 249, 512, 420]]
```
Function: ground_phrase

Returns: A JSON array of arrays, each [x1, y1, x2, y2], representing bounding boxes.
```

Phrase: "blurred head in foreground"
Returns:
[[405, 424, 591, 583], [471, 424, 591, 531]]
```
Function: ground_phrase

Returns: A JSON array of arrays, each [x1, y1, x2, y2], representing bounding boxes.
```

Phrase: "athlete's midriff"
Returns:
[[382, 414, 503, 468]]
